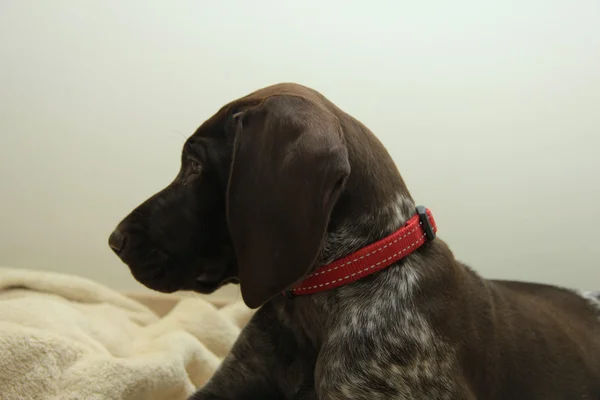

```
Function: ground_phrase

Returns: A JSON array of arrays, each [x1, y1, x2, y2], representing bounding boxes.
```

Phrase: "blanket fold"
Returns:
[[0, 267, 252, 400]]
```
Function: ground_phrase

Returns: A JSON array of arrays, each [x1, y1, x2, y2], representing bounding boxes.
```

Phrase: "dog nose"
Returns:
[[108, 229, 126, 254]]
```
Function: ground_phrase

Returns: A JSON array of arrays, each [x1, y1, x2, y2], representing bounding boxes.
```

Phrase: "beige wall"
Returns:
[[1, 0, 599, 297]]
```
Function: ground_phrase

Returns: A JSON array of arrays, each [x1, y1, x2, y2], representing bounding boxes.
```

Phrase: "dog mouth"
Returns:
[[188, 253, 239, 294], [125, 250, 238, 295]]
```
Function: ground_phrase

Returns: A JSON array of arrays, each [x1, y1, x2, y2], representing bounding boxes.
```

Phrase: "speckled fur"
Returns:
[[312, 197, 461, 399], [315, 262, 458, 400]]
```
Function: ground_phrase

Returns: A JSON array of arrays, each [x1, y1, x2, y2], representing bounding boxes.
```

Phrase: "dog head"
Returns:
[[109, 83, 411, 308]]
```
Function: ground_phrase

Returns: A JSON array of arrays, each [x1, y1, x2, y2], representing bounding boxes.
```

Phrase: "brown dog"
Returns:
[[109, 83, 600, 399]]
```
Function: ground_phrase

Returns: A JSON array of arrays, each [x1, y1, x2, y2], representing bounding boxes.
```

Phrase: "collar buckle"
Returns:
[[416, 205, 436, 241]]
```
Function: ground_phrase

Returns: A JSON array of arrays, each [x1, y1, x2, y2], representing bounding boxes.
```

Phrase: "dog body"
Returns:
[[193, 246, 600, 399], [109, 83, 600, 399]]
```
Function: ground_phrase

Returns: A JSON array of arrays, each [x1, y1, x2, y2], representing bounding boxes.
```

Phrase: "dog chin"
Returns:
[[193, 276, 239, 294], [134, 274, 184, 294], [126, 255, 239, 294]]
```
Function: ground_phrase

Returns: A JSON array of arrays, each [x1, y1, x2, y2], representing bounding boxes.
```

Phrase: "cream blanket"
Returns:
[[0, 267, 253, 400]]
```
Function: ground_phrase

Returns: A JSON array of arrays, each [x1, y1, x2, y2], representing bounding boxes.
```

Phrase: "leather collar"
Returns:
[[285, 206, 437, 297]]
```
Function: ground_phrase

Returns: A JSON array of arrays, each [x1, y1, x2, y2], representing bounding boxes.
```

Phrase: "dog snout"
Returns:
[[108, 228, 127, 255]]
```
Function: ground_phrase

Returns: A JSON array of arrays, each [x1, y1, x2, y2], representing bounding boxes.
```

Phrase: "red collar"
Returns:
[[286, 206, 437, 297]]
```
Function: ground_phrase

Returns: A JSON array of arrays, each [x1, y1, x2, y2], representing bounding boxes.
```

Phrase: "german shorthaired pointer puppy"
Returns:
[[109, 83, 600, 399]]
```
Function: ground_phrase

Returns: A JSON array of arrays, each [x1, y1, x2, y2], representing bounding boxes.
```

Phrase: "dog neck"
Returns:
[[318, 190, 416, 267], [290, 206, 437, 296], [316, 110, 417, 266], [272, 112, 453, 347], [274, 201, 453, 357]]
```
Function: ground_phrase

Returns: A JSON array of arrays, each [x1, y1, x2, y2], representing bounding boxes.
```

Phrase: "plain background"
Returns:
[[1, 0, 599, 300]]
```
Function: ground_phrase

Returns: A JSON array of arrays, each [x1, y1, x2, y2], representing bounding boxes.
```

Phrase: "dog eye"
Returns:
[[190, 160, 203, 174]]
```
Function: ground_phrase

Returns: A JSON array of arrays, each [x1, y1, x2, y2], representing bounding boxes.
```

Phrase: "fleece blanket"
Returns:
[[0, 267, 253, 400]]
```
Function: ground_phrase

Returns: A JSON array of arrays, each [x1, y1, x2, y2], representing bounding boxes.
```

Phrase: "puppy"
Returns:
[[109, 83, 600, 399]]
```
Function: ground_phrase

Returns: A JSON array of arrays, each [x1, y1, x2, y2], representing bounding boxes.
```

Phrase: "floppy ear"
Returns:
[[226, 95, 350, 308]]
